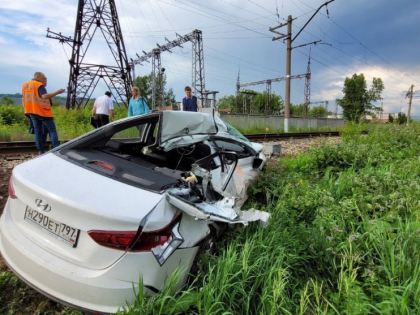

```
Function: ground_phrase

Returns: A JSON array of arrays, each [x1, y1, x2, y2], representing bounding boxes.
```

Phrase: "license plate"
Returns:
[[24, 207, 80, 248]]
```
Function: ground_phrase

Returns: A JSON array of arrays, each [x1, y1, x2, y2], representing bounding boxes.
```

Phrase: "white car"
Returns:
[[0, 111, 268, 314]]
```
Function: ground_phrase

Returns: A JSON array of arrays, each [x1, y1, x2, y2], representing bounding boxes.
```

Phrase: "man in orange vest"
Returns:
[[22, 72, 65, 154]]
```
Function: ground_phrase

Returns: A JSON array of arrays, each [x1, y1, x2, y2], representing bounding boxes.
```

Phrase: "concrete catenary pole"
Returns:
[[407, 85, 414, 126], [284, 15, 292, 132]]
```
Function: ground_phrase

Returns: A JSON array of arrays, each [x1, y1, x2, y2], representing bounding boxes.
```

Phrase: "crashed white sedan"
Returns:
[[0, 111, 268, 314]]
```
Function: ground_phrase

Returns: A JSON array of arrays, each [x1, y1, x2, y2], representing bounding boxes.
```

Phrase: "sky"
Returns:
[[0, 0, 419, 115]]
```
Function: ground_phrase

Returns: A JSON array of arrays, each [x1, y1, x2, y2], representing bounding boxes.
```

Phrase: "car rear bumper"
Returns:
[[0, 199, 198, 314]]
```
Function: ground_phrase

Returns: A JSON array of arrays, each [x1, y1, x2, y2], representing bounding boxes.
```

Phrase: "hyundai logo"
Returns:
[[35, 199, 51, 212]]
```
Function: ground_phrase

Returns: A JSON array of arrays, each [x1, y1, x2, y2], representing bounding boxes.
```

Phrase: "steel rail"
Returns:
[[0, 131, 345, 155], [245, 131, 341, 141]]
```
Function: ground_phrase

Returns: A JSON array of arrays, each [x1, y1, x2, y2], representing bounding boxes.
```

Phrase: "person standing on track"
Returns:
[[22, 72, 65, 154]]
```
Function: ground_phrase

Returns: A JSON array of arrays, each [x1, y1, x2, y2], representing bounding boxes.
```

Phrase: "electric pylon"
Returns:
[[47, 0, 132, 109]]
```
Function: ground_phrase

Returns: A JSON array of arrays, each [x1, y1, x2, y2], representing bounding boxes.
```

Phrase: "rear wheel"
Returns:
[[188, 223, 226, 283]]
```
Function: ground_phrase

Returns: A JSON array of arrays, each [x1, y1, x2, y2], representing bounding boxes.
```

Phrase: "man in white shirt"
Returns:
[[92, 91, 114, 127]]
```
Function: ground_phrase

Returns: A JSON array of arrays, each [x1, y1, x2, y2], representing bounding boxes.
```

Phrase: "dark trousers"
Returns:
[[97, 114, 110, 127], [29, 114, 59, 153]]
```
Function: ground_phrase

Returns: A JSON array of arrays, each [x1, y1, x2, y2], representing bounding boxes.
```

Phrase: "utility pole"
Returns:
[[269, 0, 334, 132], [407, 85, 414, 126], [303, 53, 311, 117], [284, 15, 292, 131]]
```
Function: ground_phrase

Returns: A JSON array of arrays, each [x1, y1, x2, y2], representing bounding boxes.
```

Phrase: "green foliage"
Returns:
[[1, 95, 15, 105], [165, 88, 177, 109], [0, 105, 129, 141], [216, 91, 284, 114], [388, 113, 394, 123], [118, 122, 420, 314], [309, 105, 328, 118], [291, 103, 305, 117], [396, 112, 407, 125], [133, 73, 175, 109], [337, 74, 385, 123], [0, 104, 27, 125], [253, 91, 283, 114], [217, 95, 236, 110], [291, 104, 327, 117], [133, 74, 153, 104]]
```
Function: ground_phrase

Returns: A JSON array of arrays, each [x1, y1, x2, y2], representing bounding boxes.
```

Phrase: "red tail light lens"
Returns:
[[130, 213, 182, 252], [87, 230, 136, 250], [8, 176, 17, 199], [88, 213, 182, 252]]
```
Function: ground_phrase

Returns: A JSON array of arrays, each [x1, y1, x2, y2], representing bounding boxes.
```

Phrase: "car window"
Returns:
[[225, 123, 250, 143], [111, 124, 147, 141], [214, 139, 252, 158]]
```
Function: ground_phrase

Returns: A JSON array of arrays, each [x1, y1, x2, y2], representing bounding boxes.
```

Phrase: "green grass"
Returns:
[[120, 122, 420, 314], [229, 123, 345, 135], [0, 104, 129, 141], [2, 119, 420, 314]]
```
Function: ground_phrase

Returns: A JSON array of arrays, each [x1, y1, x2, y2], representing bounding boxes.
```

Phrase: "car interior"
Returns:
[[56, 115, 219, 193]]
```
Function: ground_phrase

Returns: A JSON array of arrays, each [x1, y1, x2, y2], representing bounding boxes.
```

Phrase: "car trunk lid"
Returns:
[[10, 153, 164, 270]]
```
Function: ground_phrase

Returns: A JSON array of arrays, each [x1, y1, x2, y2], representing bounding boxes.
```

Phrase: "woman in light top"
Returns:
[[128, 87, 150, 117]]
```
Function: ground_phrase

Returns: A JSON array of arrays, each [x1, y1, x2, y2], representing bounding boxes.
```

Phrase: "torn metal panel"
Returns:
[[166, 191, 270, 226], [160, 135, 211, 152], [160, 111, 218, 144]]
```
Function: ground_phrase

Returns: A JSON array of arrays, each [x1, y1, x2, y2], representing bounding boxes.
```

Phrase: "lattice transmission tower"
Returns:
[[132, 29, 205, 109], [47, 0, 132, 109]]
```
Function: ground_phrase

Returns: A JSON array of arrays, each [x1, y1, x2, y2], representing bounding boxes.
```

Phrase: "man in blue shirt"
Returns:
[[128, 87, 149, 117], [181, 86, 202, 112]]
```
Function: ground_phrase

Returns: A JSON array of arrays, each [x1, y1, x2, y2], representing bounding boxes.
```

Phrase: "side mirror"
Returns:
[[252, 157, 264, 169]]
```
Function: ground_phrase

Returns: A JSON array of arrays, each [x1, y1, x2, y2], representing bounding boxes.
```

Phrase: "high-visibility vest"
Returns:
[[22, 80, 53, 117]]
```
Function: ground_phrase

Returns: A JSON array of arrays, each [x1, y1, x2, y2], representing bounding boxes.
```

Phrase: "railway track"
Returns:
[[245, 131, 340, 142], [0, 131, 344, 155]]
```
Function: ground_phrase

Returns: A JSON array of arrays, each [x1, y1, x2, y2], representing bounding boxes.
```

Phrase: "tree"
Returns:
[[133, 73, 153, 105], [216, 91, 284, 114], [252, 92, 283, 114], [396, 112, 407, 125], [164, 88, 177, 109], [217, 95, 236, 110], [290, 104, 305, 117], [336, 73, 384, 122], [309, 105, 328, 118], [388, 113, 394, 123], [133, 73, 176, 110], [1, 95, 15, 105]]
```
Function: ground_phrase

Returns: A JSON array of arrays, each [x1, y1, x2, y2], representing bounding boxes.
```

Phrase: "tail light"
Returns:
[[8, 176, 17, 199], [88, 213, 184, 265]]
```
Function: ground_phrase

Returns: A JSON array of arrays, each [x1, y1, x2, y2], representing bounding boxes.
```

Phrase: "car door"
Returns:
[[211, 138, 259, 206]]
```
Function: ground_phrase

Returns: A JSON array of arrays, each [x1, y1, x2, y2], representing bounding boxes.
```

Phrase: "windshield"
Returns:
[[225, 123, 250, 143]]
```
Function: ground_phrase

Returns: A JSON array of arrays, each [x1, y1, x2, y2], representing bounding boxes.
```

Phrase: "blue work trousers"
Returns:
[[29, 114, 59, 153]]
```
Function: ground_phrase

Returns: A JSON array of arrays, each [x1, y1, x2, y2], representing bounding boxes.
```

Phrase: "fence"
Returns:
[[220, 114, 345, 130]]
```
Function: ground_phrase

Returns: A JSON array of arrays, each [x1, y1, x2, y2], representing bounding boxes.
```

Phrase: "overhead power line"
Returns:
[[294, 0, 420, 85]]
